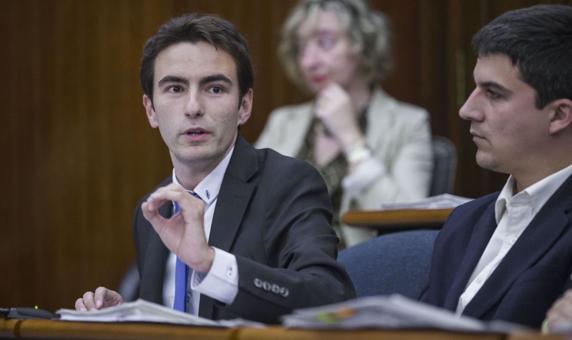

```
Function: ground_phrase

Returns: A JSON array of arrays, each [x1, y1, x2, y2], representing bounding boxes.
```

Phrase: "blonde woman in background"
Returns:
[[256, 0, 433, 247]]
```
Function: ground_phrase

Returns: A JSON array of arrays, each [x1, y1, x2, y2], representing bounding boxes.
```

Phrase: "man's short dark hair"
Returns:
[[472, 4, 572, 109], [140, 14, 254, 102]]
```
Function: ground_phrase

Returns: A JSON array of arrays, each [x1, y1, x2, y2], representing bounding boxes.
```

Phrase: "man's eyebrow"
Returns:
[[157, 74, 233, 88], [200, 74, 233, 87], [157, 76, 188, 87], [477, 81, 513, 95]]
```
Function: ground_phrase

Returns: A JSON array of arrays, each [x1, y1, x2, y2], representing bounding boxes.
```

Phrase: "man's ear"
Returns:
[[237, 89, 253, 126], [548, 99, 572, 135], [143, 94, 159, 128]]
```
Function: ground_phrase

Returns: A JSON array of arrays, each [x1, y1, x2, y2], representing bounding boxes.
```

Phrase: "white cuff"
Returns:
[[345, 144, 372, 165], [342, 157, 385, 196], [191, 247, 239, 304]]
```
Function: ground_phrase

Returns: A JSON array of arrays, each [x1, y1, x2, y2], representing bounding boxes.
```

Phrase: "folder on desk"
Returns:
[[282, 294, 526, 333], [379, 194, 472, 210]]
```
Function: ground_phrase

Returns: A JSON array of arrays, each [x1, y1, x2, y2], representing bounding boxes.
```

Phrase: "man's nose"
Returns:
[[185, 91, 204, 117], [459, 88, 483, 122]]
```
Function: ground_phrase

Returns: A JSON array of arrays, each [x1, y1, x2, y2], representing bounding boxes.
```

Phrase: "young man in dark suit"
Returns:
[[74, 13, 354, 323], [421, 4, 572, 328]]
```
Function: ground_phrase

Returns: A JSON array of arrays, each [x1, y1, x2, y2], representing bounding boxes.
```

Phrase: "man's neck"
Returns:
[[513, 158, 572, 193], [512, 135, 572, 192], [172, 145, 235, 190], [173, 164, 212, 190]]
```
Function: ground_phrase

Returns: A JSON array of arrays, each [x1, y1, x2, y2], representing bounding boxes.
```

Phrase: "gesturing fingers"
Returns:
[[141, 183, 207, 258], [143, 183, 204, 219]]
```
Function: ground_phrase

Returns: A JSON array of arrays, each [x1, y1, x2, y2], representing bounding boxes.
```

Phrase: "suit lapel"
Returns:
[[464, 174, 572, 318], [444, 202, 498, 310], [199, 136, 258, 319], [209, 137, 258, 251]]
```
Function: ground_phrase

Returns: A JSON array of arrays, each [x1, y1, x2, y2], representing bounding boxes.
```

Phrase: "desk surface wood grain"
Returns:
[[342, 208, 453, 231], [2, 319, 564, 340], [17, 319, 235, 340]]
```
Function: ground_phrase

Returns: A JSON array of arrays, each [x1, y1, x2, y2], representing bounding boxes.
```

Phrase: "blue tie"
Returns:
[[172, 191, 201, 313], [173, 256, 188, 312]]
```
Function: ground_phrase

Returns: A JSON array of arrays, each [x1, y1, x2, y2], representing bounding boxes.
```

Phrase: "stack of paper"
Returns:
[[282, 295, 525, 333], [379, 194, 472, 210], [57, 299, 266, 328], [57, 299, 219, 326]]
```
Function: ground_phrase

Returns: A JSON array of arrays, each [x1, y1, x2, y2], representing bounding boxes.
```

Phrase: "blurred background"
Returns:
[[2, 0, 570, 311]]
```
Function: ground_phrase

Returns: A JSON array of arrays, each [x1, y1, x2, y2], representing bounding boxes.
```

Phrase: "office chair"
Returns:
[[336, 137, 455, 298], [338, 229, 438, 299], [429, 136, 457, 196]]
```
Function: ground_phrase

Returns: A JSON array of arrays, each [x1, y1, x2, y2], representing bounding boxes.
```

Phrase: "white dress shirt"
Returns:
[[457, 163, 572, 313], [162, 145, 239, 315]]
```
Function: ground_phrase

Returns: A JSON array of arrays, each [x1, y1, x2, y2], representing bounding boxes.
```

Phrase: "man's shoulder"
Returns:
[[233, 139, 330, 211], [432, 192, 500, 255], [443, 191, 499, 228], [254, 145, 316, 176], [455, 192, 499, 211], [232, 137, 322, 184]]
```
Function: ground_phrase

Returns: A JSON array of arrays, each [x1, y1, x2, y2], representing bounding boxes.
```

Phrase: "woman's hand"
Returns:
[[314, 83, 365, 151]]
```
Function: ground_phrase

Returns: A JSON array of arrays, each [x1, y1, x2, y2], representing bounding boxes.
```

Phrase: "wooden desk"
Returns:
[[0, 319, 20, 338], [509, 333, 566, 340], [342, 208, 453, 232], [1, 320, 565, 340], [16, 319, 235, 340], [238, 327, 505, 340]]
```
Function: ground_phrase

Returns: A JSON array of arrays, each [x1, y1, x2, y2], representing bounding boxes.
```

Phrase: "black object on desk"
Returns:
[[1, 306, 55, 319]]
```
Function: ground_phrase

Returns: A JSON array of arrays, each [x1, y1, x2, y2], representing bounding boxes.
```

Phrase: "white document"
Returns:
[[282, 295, 525, 333], [57, 299, 218, 326], [379, 194, 473, 210], [56, 299, 264, 328]]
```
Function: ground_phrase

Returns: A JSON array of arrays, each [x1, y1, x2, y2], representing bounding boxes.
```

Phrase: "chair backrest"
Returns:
[[337, 230, 438, 299], [429, 136, 457, 196]]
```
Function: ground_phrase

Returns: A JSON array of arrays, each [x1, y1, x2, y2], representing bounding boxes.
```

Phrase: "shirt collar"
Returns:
[[495, 163, 572, 223], [171, 144, 235, 206]]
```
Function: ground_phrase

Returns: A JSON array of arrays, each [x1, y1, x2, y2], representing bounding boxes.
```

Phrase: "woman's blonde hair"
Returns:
[[279, 0, 392, 92]]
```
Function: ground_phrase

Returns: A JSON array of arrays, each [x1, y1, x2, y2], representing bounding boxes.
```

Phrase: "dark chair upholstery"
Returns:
[[338, 230, 439, 299], [117, 262, 140, 302], [429, 136, 457, 196]]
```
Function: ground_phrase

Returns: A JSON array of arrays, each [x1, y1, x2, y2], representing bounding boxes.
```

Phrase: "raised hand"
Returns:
[[314, 83, 365, 151], [141, 182, 214, 273]]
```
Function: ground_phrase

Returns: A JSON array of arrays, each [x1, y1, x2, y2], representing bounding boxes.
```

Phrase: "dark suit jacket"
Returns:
[[421, 173, 572, 328], [133, 137, 355, 323]]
